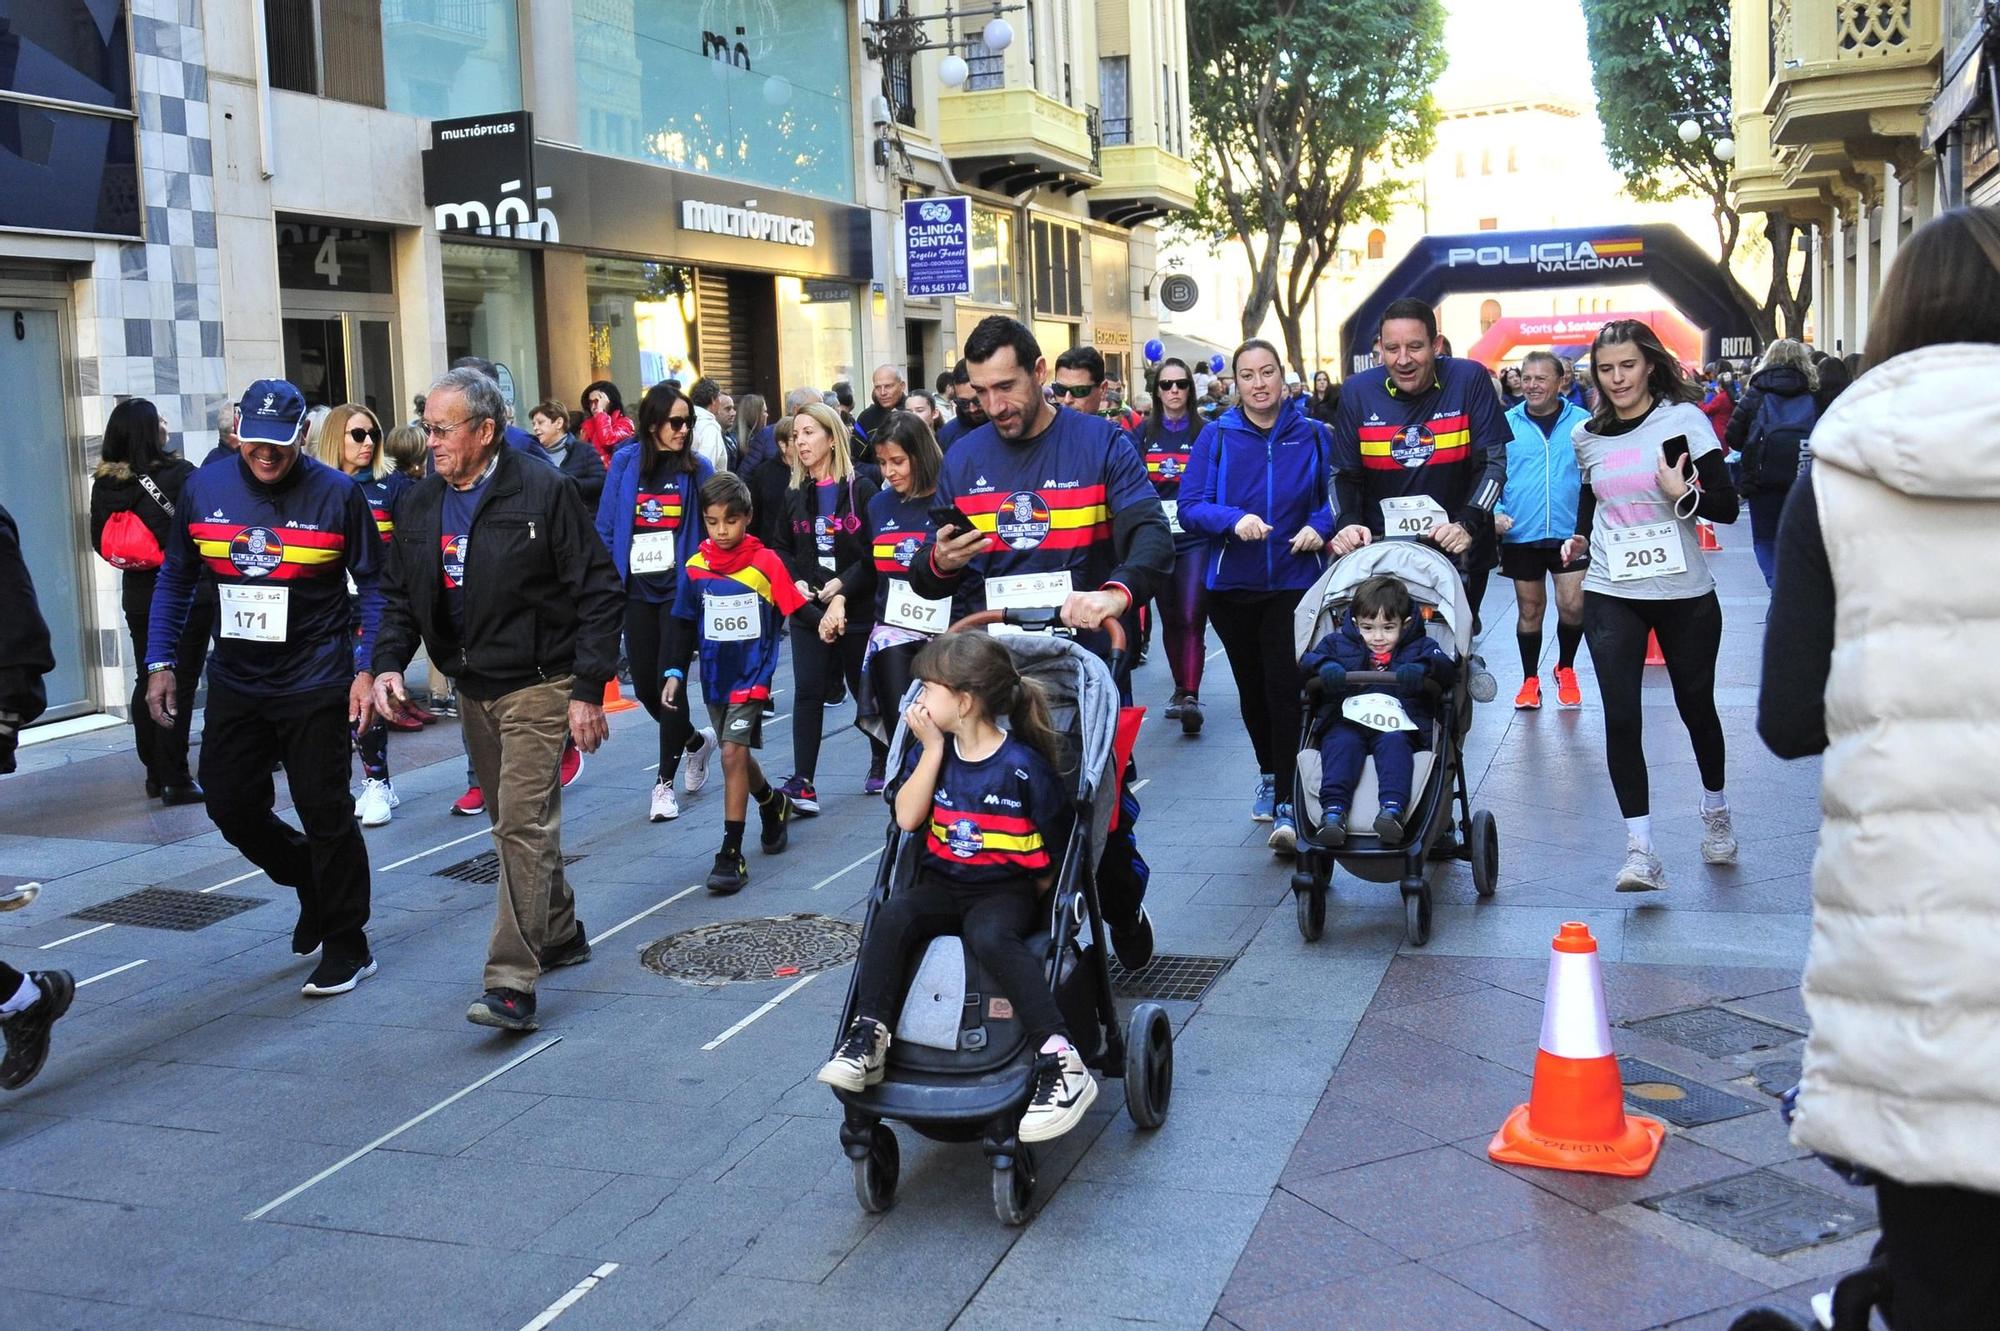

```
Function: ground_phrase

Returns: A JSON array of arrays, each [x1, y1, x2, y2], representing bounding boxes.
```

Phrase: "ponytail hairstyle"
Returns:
[[911, 632, 1065, 772]]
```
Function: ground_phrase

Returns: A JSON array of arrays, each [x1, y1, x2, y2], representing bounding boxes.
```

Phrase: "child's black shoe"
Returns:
[[1374, 803, 1406, 843], [1322, 805, 1348, 847]]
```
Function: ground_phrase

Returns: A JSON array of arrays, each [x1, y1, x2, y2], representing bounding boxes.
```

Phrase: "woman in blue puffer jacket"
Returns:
[[1180, 339, 1335, 855]]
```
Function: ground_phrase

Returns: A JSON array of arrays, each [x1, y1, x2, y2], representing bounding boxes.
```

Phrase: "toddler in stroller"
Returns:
[[1301, 573, 1458, 845]]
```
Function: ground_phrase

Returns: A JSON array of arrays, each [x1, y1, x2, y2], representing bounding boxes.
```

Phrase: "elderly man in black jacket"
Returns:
[[372, 367, 623, 1033]]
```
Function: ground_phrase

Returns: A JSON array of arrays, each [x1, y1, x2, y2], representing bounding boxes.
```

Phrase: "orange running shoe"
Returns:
[[1513, 676, 1542, 710], [1554, 666, 1583, 708]]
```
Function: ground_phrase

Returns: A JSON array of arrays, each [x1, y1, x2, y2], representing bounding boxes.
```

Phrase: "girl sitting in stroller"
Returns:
[[816, 632, 1097, 1144], [1302, 574, 1458, 845]]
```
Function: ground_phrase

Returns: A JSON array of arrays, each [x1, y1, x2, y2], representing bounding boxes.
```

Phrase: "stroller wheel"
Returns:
[[1124, 1001, 1173, 1129], [851, 1122, 900, 1214], [1403, 885, 1432, 948], [1470, 810, 1499, 899], [1295, 882, 1326, 943], [992, 1144, 1038, 1226]]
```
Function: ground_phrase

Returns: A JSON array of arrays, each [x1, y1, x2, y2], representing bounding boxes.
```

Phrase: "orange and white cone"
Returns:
[[1487, 921, 1665, 1177], [1645, 631, 1666, 667], [602, 678, 638, 715], [1697, 519, 1722, 552]]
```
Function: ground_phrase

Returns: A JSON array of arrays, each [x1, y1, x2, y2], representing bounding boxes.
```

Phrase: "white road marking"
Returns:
[[39, 922, 115, 949], [200, 868, 267, 894], [1129, 778, 1150, 793], [245, 1036, 562, 1221], [702, 973, 819, 1051], [1206, 646, 1227, 661], [379, 827, 490, 872], [518, 1263, 621, 1331], [76, 959, 148, 987], [809, 849, 881, 892], [589, 885, 701, 946]]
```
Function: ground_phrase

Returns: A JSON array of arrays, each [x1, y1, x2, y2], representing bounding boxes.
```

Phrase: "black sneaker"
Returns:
[[707, 849, 749, 895], [467, 988, 538, 1031], [759, 790, 795, 854], [1109, 906, 1155, 971], [1, 970, 74, 1090], [301, 953, 377, 997], [1323, 806, 1350, 847], [540, 923, 592, 970], [1180, 696, 1204, 736], [1374, 804, 1406, 843], [291, 915, 321, 957]]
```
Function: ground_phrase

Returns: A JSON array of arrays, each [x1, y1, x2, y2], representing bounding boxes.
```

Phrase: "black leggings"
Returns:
[[870, 637, 922, 729], [1208, 588, 1306, 799], [122, 574, 210, 786], [1582, 590, 1726, 818], [1876, 1176, 2000, 1330], [853, 869, 1065, 1046], [789, 621, 887, 781], [625, 595, 698, 775]]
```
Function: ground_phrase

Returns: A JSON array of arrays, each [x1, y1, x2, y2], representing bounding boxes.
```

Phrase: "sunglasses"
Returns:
[[663, 415, 691, 431], [1051, 383, 1096, 400], [347, 426, 381, 444], [1156, 379, 1191, 391]]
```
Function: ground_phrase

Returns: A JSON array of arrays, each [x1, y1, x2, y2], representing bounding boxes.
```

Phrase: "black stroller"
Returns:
[[827, 611, 1173, 1225], [1287, 541, 1500, 947]]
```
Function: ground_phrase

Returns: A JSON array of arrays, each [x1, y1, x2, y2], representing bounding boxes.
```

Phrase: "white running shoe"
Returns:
[[1614, 838, 1668, 893], [354, 778, 397, 828], [816, 1017, 890, 1091], [1700, 804, 1738, 864], [681, 726, 718, 796], [1020, 1044, 1098, 1142], [649, 780, 681, 823]]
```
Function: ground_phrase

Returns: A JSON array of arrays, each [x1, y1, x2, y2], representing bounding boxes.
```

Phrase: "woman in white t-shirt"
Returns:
[[1562, 321, 1741, 892]]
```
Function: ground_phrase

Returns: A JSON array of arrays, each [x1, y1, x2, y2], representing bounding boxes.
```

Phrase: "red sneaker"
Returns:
[[559, 741, 584, 788], [451, 786, 485, 816], [1513, 677, 1542, 710], [1554, 666, 1583, 708]]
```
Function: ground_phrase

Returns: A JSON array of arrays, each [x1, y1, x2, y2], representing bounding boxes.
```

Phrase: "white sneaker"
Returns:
[[816, 1017, 889, 1091], [354, 778, 396, 828], [649, 780, 681, 823], [681, 726, 718, 796], [1700, 804, 1738, 864], [1614, 838, 1668, 893], [1019, 1045, 1098, 1142]]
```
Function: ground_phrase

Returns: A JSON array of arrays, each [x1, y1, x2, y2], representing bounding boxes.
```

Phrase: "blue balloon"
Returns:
[[1209, 353, 1227, 374], [1143, 338, 1165, 363]]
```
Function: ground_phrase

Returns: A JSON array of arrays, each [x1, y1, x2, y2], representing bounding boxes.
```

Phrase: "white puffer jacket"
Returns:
[[1792, 343, 2000, 1191]]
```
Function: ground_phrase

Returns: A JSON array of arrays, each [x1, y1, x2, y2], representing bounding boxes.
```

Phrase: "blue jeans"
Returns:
[[1317, 721, 1416, 811], [1746, 489, 1786, 589]]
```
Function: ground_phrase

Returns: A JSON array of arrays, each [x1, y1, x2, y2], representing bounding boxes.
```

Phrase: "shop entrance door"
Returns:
[[282, 311, 399, 419], [695, 270, 779, 407], [0, 302, 91, 719]]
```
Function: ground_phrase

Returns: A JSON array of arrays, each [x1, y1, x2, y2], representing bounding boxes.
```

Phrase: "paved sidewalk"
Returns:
[[0, 533, 1837, 1330]]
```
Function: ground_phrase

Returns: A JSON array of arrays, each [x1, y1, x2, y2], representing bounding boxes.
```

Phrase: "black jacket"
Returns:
[[779, 473, 880, 631], [0, 504, 54, 765], [548, 432, 607, 509], [372, 445, 622, 704]]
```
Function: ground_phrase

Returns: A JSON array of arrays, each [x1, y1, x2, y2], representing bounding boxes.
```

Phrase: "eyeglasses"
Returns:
[[663, 416, 692, 431], [1156, 379, 1192, 391], [1051, 383, 1096, 400], [347, 426, 381, 444]]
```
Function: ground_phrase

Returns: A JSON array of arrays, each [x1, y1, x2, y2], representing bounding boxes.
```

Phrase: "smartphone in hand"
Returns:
[[928, 502, 978, 538], [1661, 433, 1692, 472]]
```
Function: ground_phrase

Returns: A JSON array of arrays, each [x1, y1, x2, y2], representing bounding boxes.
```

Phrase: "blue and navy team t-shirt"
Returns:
[[864, 488, 943, 623], [903, 733, 1070, 884], [359, 470, 412, 545], [670, 542, 808, 703], [630, 466, 697, 602], [438, 470, 490, 637], [933, 406, 1157, 602]]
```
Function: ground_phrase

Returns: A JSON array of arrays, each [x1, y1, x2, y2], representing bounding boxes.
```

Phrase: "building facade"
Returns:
[[2, 0, 1194, 733]]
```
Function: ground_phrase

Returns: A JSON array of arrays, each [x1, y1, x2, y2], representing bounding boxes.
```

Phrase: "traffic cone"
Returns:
[[1645, 631, 1665, 666], [1697, 520, 1722, 552], [603, 678, 638, 715], [1487, 922, 1665, 1177]]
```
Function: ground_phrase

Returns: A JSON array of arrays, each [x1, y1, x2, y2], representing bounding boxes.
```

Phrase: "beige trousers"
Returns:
[[461, 678, 578, 993]]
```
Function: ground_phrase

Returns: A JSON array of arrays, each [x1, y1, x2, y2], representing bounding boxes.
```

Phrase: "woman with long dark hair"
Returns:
[[596, 380, 719, 822], [89, 398, 211, 804], [1308, 370, 1341, 424], [1137, 357, 1209, 733], [1562, 320, 1739, 892], [578, 379, 635, 466]]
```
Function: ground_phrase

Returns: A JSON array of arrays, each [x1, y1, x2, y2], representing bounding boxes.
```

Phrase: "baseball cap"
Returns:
[[236, 379, 309, 447]]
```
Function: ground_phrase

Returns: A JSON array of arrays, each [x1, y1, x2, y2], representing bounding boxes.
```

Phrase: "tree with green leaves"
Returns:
[[1183, 0, 1445, 370], [1583, 0, 1809, 342]]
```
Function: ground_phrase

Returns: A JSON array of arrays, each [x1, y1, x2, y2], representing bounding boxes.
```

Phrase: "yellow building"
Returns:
[[1728, 0, 1950, 355]]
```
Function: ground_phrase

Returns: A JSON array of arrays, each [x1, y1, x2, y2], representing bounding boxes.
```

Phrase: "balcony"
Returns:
[[1765, 0, 1942, 147], [1089, 142, 1198, 227], [938, 87, 1102, 193]]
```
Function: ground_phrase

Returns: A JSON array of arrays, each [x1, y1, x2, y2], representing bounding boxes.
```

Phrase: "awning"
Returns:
[[1926, 37, 1988, 149]]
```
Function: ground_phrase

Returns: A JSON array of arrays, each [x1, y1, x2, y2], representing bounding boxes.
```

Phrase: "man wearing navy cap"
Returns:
[[146, 379, 384, 997]]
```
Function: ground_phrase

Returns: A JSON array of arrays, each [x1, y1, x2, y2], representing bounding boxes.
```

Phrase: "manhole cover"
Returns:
[[641, 913, 862, 984], [69, 887, 265, 932], [1108, 953, 1231, 1002], [434, 851, 584, 884], [1624, 1006, 1800, 1058], [1643, 1168, 1877, 1256], [1621, 1059, 1765, 1127]]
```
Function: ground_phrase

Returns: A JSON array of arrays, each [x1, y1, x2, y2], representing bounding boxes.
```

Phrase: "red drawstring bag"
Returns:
[[99, 511, 164, 570]]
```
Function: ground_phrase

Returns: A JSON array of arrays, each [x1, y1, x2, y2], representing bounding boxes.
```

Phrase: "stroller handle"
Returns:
[[947, 608, 1129, 656], [1304, 671, 1443, 700]]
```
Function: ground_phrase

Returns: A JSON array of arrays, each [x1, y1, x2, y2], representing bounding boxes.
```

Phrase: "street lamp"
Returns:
[[861, 2, 1023, 82], [1674, 108, 1735, 165]]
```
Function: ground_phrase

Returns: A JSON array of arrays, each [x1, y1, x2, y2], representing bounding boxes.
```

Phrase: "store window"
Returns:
[[441, 242, 539, 416], [381, 0, 522, 121], [572, 0, 855, 202], [0, 0, 140, 236], [777, 277, 859, 397], [968, 205, 1016, 308], [585, 257, 699, 394]]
